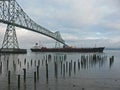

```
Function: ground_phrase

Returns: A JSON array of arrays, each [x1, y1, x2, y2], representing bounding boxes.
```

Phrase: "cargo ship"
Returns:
[[31, 43, 104, 53]]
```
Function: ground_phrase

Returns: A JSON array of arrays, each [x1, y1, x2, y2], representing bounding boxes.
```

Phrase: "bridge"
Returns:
[[0, 0, 67, 53]]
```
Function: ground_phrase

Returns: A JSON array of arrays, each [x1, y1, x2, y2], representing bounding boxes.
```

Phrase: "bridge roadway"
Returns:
[[0, 0, 67, 46]]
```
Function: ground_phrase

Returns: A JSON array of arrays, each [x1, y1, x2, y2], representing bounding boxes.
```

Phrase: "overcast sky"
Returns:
[[0, 0, 120, 48]]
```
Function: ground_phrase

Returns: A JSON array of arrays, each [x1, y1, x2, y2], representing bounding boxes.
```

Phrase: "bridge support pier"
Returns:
[[0, 0, 27, 54], [0, 48, 27, 54], [0, 24, 27, 54]]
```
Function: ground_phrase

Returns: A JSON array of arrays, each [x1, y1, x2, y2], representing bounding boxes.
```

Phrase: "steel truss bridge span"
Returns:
[[0, 0, 66, 49]]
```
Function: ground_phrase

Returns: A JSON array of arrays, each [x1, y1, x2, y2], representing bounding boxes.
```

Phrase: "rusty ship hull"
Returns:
[[31, 47, 104, 53]]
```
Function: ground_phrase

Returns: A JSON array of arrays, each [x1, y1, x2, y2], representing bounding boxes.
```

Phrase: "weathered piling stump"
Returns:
[[0, 62, 2, 75], [48, 54, 51, 61], [111, 56, 114, 60], [69, 62, 71, 76], [37, 66, 39, 80], [34, 72, 36, 83], [38, 60, 40, 67], [46, 60, 48, 82], [18, 75, 20, 89], [8, 71, 10, 85], [20, 61, 21, 68], [1, 62, 2, 68], [74, 61, 76, 73], [46, 55, 48, 60], [71, 60, 72, 70], [54, 61, 58, 79], [109, 56, 114, 68], [27, 62, 29, 69], [93, 54, 97, 60], [23, 68, 26, 83], [42, 60, 43, 66], [18, 59, 20, 64], [7, 60, 9, 70], [78, 61, 80, 70], [31, 59, 32, 66], [63, 64, 65, 77], [24, 58, 26, 65], [61, 61, 63, 75], [66, 61, 68, 73], [34, 60, 36, 67]]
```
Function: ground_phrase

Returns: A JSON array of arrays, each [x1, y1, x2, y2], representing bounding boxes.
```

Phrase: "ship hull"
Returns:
[[31, 47, 104, 53]]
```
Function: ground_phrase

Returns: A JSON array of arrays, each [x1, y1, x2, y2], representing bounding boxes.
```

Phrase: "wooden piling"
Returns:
[[66, 61, 68, 73], [1, 62, 2, 68], [42, 60, 43, 66], [71, 60, 72, 70], [23, 68, 26, 83], [7, 60, 9, 70], [18, 75, 20, 89], [35, 60, 36, 67], [24, 58, 26, 65], [63, 64, 65, 77], [61, 61, 63, 75], [112, 56, 114, 60], [31, 59, 32, 66], [18, 59, 20, 64], [54, 61, 57, 79], [20, 61, 21, 68], [46, 55, 48, 60], [34, 72, 36, 83], [38, 60, 40, 67], [27, 62, 29, 69], [46, 60, 48, 82], [8, 71, 10, 85], [74, 61, 76, 73], [69, 62, 71, 76], [78, 61, 80, 70], [37, 66, 39, 80]]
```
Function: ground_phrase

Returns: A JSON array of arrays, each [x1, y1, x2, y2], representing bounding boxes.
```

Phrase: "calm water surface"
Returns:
[[0, 50, 120, 90]]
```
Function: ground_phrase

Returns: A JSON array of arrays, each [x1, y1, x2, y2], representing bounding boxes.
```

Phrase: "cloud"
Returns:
[[104, 21, 120, 30], [17, 0, 119, 29], [18, 0, 110, 26], [0, 0, 120, 48]]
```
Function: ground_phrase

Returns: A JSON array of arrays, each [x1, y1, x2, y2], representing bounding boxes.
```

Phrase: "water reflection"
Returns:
[[0, 52, 114, 90]]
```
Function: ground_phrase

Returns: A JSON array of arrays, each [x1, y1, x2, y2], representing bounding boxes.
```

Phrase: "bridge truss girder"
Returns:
[[1, 0, 19, 49], [0, 0, 66, 48]]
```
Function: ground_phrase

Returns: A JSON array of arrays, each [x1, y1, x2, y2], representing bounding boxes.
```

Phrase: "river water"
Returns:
[[0, 50, 120, 90]]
